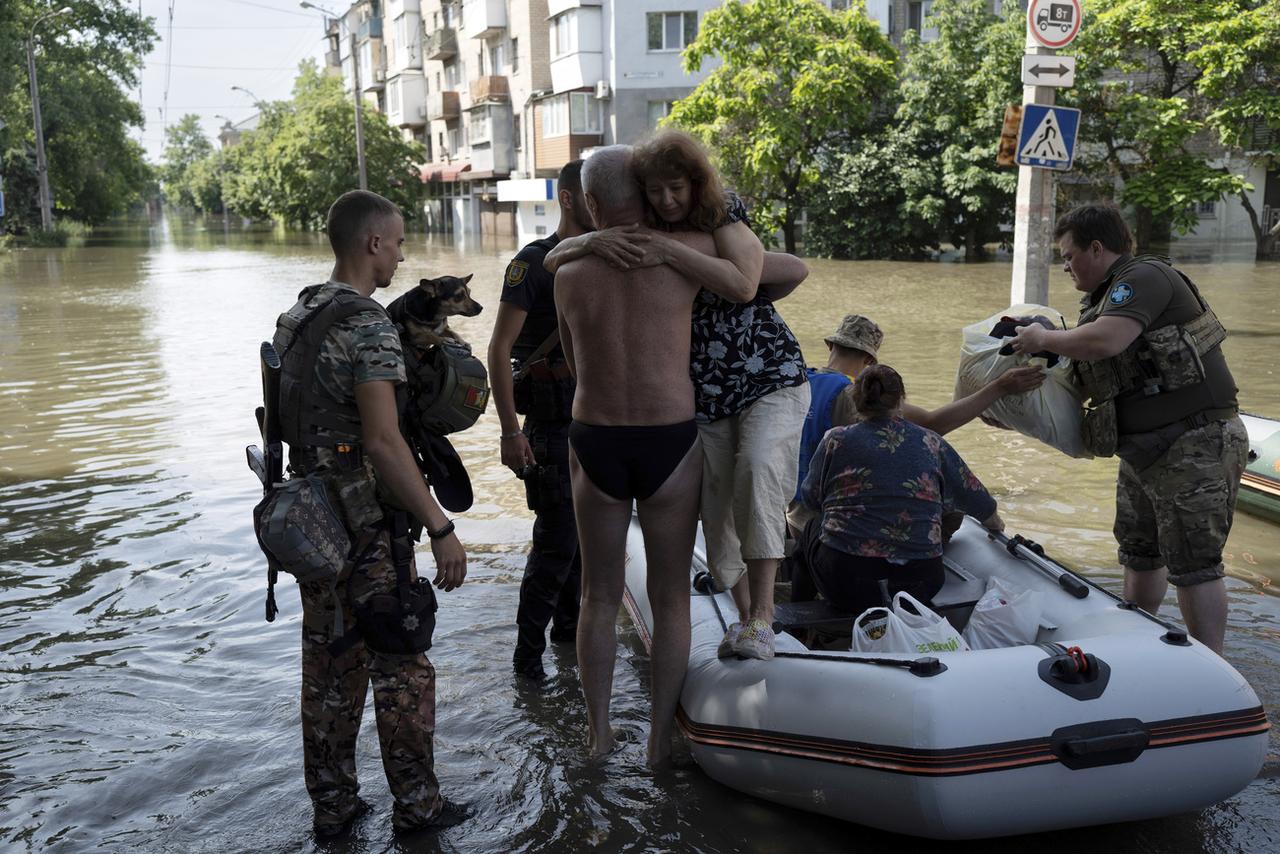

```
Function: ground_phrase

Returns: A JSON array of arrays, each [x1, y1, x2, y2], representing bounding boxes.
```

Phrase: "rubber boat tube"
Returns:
[[620, 516, 1268, 839], [1240, 412, 1280, 524]]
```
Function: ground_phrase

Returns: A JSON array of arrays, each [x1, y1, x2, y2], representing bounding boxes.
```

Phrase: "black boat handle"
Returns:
[[1050, 720, 1149, 770]]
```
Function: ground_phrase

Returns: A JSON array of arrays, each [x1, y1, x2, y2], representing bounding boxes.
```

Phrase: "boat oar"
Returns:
[[990, 531, 1090, 599]]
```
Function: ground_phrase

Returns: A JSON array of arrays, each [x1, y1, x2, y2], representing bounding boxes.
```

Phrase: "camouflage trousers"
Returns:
[[299, 525, 442, 831], [1115, 416, 1248, 587]]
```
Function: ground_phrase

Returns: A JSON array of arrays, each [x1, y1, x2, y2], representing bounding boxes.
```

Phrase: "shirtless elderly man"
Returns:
[[555, 145, 744, 765]]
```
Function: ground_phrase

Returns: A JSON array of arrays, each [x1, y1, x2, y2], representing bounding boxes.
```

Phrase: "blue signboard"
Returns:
[[1016, 104, 1081, 171], [0, 190, 5, 219]]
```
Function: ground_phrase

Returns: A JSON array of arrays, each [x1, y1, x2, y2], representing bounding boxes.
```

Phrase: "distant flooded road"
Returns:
[[1, 220, 1276, 852]]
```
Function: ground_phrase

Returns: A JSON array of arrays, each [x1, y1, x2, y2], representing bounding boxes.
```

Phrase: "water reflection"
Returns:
[[0, 221, 1275, 852]]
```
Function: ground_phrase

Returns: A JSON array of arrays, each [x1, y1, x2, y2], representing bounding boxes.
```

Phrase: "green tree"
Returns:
[[161, 114, 214, 211], [0, 1, 156, 232], [806, 128, 939, 259], [1072, 0, 1280, 254], [894, 0, 1025, 259], [222, 62, 424, 228], [666, 0, 898, 252]]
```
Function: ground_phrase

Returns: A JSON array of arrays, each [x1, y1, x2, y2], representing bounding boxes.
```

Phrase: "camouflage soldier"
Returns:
[[486, 161, 595, 681], [273, 190, 470, 837], [1010, 203, 1246, 654]]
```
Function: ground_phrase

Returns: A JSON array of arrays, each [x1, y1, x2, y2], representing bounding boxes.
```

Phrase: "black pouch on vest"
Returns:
[[333, 511, 438, 656], [521, 463, 566, 513], [1116, 421, 1186, 473]]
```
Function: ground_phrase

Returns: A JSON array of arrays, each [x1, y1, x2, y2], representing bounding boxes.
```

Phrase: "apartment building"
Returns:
[[314, 0, 1007, 241]]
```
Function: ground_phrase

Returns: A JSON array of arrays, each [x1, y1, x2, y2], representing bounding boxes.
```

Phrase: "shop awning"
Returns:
[[419, 162, 472, 182]]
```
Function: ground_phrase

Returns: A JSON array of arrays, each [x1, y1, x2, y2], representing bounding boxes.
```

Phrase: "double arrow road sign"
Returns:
[[1021, 54, 1076, 88]]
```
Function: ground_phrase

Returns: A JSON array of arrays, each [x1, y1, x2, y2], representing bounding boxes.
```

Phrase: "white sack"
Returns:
[[954, 304, 1093, 459], [962, 576, 1045, 650], [851, 591, 969, 655]]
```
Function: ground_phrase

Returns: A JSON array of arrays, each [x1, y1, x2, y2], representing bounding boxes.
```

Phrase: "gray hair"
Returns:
[[581, 145, 641, 221]]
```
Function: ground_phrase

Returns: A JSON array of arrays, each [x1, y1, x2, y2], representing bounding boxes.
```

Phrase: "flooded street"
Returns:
[[1, 221, 1276, 853]]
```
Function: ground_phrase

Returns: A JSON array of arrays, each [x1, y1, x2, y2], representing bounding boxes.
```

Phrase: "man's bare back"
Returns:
[[556, 229, 717, 426]]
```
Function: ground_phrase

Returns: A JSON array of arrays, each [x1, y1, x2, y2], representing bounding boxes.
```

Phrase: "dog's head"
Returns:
[[413, 274, 482, 319]]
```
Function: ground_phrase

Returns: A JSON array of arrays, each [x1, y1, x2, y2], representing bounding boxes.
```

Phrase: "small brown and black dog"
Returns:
[[387, 274, 483, 351]]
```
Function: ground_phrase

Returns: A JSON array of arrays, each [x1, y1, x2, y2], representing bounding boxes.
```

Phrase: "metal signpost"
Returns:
[[1010, 0, 1082, 306]]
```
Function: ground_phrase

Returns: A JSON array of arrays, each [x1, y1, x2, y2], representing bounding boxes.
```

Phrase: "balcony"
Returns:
[[425, 27, 456, 61], [357, 16, 383, 41], [462, 0, 506, 40], [470, 75, 509, 104], [426, 90, 460, 121]]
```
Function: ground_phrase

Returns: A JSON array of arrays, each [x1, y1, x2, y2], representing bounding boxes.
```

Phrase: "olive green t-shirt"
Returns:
[[1089, 257, 1236, 434]]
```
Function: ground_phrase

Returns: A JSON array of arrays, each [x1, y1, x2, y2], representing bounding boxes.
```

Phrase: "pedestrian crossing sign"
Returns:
[[1016, 104, 1080, 171]]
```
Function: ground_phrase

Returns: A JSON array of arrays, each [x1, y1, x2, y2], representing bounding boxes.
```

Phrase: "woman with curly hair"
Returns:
[[546, 130, 810, 661]]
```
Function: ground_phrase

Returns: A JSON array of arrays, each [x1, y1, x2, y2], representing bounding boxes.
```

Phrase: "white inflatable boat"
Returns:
[[620, 516, 1268, 840]]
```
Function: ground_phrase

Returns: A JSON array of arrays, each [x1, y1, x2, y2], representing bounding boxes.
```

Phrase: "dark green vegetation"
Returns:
[[0, 1, 156, 237], [168, 62, 425, 229], [671, 0, 1280, 259]]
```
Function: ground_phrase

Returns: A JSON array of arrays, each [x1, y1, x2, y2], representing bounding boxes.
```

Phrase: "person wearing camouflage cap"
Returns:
[[786, 314, 1046, 544]]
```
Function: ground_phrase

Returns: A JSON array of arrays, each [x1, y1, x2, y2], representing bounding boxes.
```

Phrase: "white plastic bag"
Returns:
[[962, 577, 1044, 650], [851, 591, 970, 655], [954, 304, 1093, 459]]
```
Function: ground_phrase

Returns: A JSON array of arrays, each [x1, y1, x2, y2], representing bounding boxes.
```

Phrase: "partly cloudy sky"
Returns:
[[134, 0, 333, 162]]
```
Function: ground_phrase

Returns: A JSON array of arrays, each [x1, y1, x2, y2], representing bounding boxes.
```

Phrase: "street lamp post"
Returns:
[[300, 1, 367, 191], [25, 6, 73, 232]]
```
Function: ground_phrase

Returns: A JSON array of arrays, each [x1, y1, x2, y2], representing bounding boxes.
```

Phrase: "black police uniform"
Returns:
[[502, 234, 581, 675]]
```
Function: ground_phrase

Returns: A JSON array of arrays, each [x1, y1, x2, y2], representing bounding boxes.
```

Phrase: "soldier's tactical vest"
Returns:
[[1074, 256, 1228, 457], [275, 286, 388, 449]]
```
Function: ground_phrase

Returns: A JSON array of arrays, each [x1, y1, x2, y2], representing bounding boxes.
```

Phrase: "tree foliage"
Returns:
[[0, 1, 156, 232], [1072, 0, 1280, 253], [160, 114, 214, 211], [894, 0, 1025, 258], [666, 0, 898, 251], [219, 62, 425, 228]]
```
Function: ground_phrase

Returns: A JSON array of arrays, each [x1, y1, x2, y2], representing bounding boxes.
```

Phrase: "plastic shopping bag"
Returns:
[[962, 576, 1044, 650], [851, 592, 970, 655], [954, 304, 1093, 459]]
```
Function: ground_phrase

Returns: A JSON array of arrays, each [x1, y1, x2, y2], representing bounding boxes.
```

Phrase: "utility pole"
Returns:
[[350, 34, 368, 191], [25, 7, 71, 232], [1009, 39, 1057, 306], [1009, 0, 1083, 306]]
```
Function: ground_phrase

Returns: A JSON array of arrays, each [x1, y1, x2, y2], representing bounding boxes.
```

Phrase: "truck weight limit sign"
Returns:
[[1027, 0, 1081, 49]]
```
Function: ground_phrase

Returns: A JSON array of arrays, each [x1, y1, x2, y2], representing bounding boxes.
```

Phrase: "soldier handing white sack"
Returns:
[[954, 303, 1093, 459]]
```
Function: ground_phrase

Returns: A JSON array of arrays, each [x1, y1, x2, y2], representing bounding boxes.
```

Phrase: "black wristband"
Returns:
[[427, 520, 455, 540]]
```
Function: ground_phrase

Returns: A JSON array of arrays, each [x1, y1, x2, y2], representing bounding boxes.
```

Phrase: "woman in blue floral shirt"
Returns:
[[798, 365, 1005, 615]]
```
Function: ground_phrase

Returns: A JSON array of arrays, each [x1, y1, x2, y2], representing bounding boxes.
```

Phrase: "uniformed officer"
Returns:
[[1010, 202, 1247, 654], [486, 161, 593, 681], [273, 190, 469, 836]]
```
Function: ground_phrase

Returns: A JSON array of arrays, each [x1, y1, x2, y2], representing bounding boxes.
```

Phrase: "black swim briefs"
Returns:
[[568, 420, 698, 501]]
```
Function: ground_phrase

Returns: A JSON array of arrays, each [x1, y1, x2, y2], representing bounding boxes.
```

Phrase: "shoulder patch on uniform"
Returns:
[[505, 260, 529, 287], [1108, 282, 1135, 306]]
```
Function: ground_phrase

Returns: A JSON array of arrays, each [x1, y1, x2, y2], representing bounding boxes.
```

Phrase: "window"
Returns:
[[1196, 200, 1217, 217], [388, 77, 401, 111], [534, 204, 546, 216], [535, 225, 548, 236], [570, 92, 601, 134], [448, 126, 461, 153], [551, 11, 575, 58], [489, 41, 505, 73], [444, 61, 460, 90], [511, 37, 518, 73], [647, 11, 697, 51], [470, 109, 489, 143], [542, 93, 602, 138], [908, 2, 923, 30], [513, 113, 522, 150], [647, 100, 674, 129]]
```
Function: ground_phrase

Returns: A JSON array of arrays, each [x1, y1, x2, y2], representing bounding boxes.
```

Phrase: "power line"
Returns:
[[222, 0, 319, 18], [153, 62, 306, 70], [165, 25, 313, 29]]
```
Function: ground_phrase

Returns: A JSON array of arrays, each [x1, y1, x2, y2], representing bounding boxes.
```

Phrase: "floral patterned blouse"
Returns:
[[800, 416, 997, 562], [689, 193, 808, 423]]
